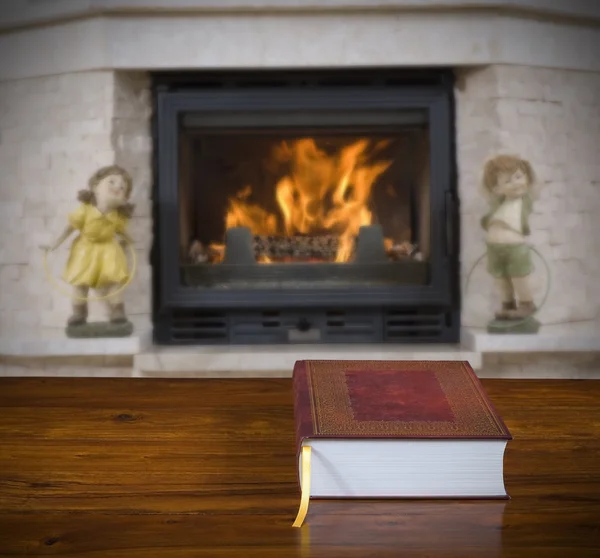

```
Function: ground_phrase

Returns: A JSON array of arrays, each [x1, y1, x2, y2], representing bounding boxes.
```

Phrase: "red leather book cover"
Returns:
[[293, 360, 512, 453]]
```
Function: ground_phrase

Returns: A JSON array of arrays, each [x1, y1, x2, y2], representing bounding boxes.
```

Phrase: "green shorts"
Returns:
[[486, 243, 533, 278]]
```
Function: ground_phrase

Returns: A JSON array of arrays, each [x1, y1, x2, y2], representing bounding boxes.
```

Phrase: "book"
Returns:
[[292, 360, 512, 527]]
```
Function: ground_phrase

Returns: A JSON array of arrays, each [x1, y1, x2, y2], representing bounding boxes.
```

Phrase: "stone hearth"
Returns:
[[1, 1, 599, 377]]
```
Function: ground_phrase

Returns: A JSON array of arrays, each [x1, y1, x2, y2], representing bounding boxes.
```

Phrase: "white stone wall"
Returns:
[[2, 353, 600, 379], [0, 71, 152, 337], [479, 353, 600, 379], [0, 355, 135, 377], [2, 9, 600, 82], [457, 65, 600, 327], [455, 66, 501, 328], [113, 72, 153, 332], [1, 63, 599, 342]]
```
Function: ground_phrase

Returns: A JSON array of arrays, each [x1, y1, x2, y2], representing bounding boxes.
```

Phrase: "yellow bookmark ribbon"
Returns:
[[292, 445, 312, 528]]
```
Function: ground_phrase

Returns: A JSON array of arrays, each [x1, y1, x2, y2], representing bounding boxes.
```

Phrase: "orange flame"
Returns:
[[225, 185, 278, 236], [222, 138, 392, 263]]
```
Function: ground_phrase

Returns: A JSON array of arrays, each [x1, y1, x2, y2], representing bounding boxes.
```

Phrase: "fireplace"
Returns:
[[153, 70, 459, 345]]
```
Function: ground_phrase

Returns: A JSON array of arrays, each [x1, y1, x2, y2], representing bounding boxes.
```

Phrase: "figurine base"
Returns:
[[487, 317, 540, 335], [66, 321, 134, 338]]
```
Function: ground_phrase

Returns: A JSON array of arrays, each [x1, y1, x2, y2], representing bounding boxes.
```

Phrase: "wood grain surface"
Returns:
[[0, 377, 599, 557]]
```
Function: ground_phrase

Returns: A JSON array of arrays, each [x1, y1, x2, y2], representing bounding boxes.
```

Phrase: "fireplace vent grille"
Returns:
[[384, 309, 448, 341], [169, 310, 229, 342], [164, 308, 453, 344]]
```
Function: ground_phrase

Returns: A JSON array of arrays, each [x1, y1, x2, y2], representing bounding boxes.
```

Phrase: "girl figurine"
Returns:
[[480, 154, 537, 321], [41, 165, 135, 328]]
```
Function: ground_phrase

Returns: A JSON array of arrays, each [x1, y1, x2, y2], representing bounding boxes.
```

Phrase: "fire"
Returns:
[[225, 185, 278, 235], [220, 138, 392, 263]]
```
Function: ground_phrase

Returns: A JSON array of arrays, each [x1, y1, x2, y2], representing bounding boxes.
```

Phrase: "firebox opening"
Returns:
[[153, 68, 458, 345], [179, 112, 431, 289]]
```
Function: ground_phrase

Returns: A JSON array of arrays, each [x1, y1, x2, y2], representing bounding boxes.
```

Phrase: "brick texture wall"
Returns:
[[113, 72, 153, 331], [456, 65, 600, 327], [0, 71, 152, 335], [1, 64, 598, 340]]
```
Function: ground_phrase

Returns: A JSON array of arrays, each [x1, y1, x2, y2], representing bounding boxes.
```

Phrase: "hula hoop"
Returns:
[[42, 243, 137, 303], [463, 245, 551, 330]]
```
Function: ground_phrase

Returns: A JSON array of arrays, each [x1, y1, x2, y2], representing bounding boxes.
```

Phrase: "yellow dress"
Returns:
[[63, 204, 130, 289]]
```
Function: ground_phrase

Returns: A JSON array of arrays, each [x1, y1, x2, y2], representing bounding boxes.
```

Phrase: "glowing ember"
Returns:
[[211, 138, 394, 263]]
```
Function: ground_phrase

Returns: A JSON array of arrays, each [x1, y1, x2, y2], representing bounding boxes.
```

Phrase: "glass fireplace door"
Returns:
[[155, 78, 457, 342], [178, 109, 432, 291]]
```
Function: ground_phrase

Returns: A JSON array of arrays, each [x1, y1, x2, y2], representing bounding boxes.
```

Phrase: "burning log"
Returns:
[[253, 234, 339, 262], [189, 234, 339, 264], [386, 241, 420, 260], [188, 234, 421, 265], [188, 240, 225, 264]]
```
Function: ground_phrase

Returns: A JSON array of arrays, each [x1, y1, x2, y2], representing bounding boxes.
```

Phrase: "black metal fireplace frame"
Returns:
[[151, 69, 460, 344]]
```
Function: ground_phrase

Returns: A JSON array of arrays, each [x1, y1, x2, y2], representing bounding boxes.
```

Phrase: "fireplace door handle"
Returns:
[[444, 191, 456, 258], [296, 317, 312, 332]]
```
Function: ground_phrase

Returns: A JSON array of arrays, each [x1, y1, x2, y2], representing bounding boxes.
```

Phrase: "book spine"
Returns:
[[292, 360, 316, 455], [461, 362, 513, 440]]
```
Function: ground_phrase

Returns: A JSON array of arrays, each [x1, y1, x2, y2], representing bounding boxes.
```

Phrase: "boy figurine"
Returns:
[[480, 154, 538, 325]]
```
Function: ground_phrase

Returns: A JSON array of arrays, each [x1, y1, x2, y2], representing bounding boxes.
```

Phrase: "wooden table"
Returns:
[[0, 377, 599, 557]]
